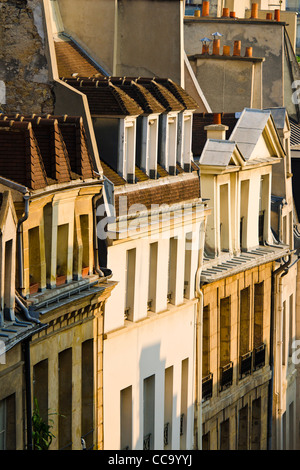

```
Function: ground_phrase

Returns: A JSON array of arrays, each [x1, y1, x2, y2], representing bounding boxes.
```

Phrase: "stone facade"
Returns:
[[0, 0, 54, 114]]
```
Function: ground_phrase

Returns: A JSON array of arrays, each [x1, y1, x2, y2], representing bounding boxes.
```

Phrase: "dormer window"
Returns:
[[158, 113, 178, 175], [177, 112, 193, 172]]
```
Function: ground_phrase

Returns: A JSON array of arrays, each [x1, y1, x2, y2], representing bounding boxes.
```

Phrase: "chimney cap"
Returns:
[[200, 37, 212, 43], [212, 32, 223, 38]]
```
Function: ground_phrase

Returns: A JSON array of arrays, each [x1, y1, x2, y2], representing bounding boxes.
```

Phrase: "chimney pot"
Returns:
[[230, 11, 236, 18], [202, 44, 210, 55], [223, 45, 231, 56], [233, 40, 241, 57], [202, 1, 210, 17], [266, 13, 272, 20], [213, 39, 220, 55], [245, 47, 253, 58], [222, 7, 230, 18], [251, 3, 258, 19], [213, 113, 222, 125], [194, 9, 201, 17], [274, 9, 280, 22]]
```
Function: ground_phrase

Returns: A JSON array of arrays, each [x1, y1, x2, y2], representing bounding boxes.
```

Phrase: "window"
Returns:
[[164, 367, 173, 450], [251, 398, 261, 450], [180, 359, 188, 450], [240, 287, 250, 356], [29, 227, 41, 293], [240, 180, 249, 249], [220, 419, 230, 450], [259, 175, 270, 245], [202, 431, 210, 450], [57, 224, 69, 285], [254, 282, 264, 348], [4, 239, 13, 313], [220, 297, 231, 367], [238, 405, 248, 450], [124, 248, 136, 321], [0, 395, 16, 450], [81, 340, 94, 450], [148, 243, 158, 312], [59, 348, 72, 450], [33, 360, 48, 426], [202, 305, 210, 378], [80, 215, 90, 277], [219, 184, 229, 252], [282, 300, 287, 366], [143, 375, 155, 450], [168, 238, 178, 305], [120, 386, 132, 450]]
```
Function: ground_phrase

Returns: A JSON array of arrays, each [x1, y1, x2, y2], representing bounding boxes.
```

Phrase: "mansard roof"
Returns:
[[0, 114, 96, 190], [55, 37, 105, 79]]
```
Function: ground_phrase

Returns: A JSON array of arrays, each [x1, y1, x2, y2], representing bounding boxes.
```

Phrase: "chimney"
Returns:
[[245, 47, 253, 58], [230, 12, 236, 18], [194, 9, 201, 17], [213, 39, 220, 55], [274, 9, 280, 22], [202, 43, 210, 54], [222, 8, 230, 18], [233, 40, 241, 56], [266, 13, 272, 20], [204, 114, 229, 141], [202, 1, 209, 17], [223, 45, 231, 56], [251, 3, 258, 19]]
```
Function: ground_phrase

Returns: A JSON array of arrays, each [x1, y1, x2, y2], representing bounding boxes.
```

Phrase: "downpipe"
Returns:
[[17, 193, 30, 298], [195, 219, 207, 450]]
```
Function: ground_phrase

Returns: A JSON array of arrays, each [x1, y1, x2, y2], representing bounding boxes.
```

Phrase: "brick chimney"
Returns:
[[204, 114, 228, 140]]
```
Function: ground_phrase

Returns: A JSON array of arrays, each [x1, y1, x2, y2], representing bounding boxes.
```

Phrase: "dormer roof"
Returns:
[[199, 139, 245, 169], [0, 114, 96, 191]]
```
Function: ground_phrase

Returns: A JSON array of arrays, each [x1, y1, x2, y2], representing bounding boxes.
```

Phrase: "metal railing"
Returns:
[[220, 362, 233, 391], [240, 351, 253, 379], [254, 344, 266, 370], [202, 373, 213, 401], [143, 433, 151, 450]]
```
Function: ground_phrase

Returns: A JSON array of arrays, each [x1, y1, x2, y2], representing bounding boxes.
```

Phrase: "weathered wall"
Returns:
[[0, 0, 54, 114]]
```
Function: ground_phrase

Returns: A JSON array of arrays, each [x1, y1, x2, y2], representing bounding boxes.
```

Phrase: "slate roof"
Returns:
[[0, 114, 96, 190], [199, 139, 241, 167]]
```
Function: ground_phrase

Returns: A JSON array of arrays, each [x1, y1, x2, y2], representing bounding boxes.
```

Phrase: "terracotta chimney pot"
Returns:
[[202, 1, 209, 17], [245, 47, 253, 58], [213, 39, 220, 55], [230, 12, 236, 18], [233, 40, 241, 56], [222, 7, 230, 18], [274, 9, 280, 22], [213, 113, 222, 125], [194, 9, 201, 17], [266, 13, 272, 20], [202, 44, 210, 55], [251, 3, 258, 19], [223, 45, 231, 56]]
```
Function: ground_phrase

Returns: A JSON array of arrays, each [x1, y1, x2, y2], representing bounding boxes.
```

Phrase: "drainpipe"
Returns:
[[23, 337, 33, 450], [268, 254, 293, 450], [15, 295, 41, 325], [195, 217, 207, 450], [17, 193, 30, 298]]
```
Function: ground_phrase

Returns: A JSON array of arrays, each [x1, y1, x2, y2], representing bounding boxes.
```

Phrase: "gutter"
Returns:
[[194, 218, 207, 450], [268, 251, 299, 449], [17, 193, 30, 297]]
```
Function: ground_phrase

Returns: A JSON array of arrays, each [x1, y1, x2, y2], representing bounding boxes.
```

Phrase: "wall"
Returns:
[[0, 0, 54, 114]]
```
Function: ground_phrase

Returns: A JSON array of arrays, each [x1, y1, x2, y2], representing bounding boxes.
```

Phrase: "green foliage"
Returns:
[[32, 398, 55, 450]]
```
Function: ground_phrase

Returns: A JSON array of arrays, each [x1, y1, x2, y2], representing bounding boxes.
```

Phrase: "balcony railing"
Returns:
[[220, 362, 233, 391], [240, 351, 253, 379], [164, 423, 169, 447], [143, 433, 151, 450], [202, 373, 213, 401], [254, 344, 266, 370]]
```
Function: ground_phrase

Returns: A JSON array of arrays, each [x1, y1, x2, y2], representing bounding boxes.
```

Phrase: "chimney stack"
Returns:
[[202, 1, 210, 17], [204, 114, 229, 141], [251, 3, 258, 19]]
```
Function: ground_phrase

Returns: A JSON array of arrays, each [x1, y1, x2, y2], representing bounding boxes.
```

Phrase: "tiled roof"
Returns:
[[115, 174, 200, 217], [106, 77, 166, 115], [62, 78, 144, 116], [153, 77, 198, 111], [0, 114, 97, 190], [192, 112, 238, 158], [135, 78, 185, 113], [54, 38, 105, 78]]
